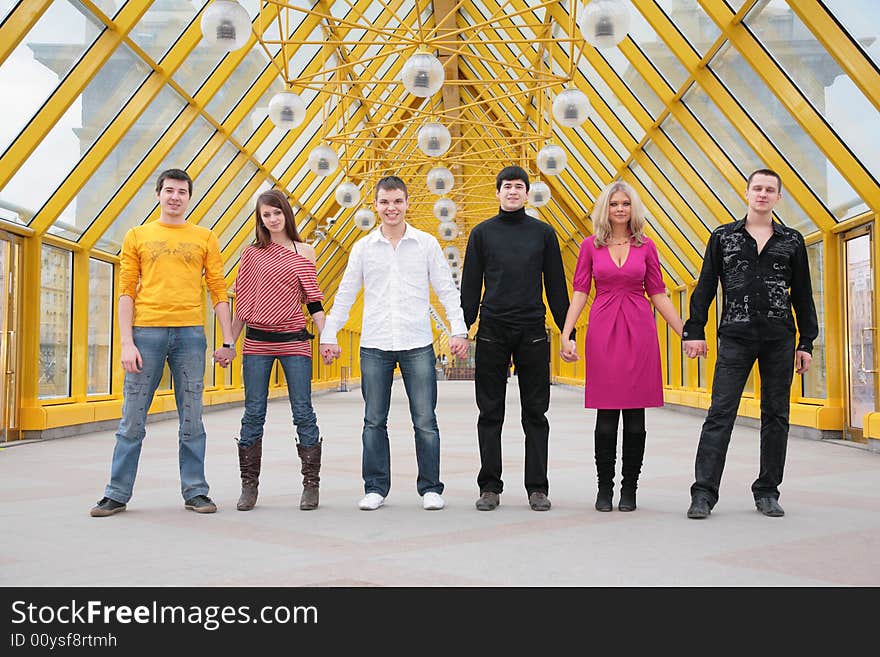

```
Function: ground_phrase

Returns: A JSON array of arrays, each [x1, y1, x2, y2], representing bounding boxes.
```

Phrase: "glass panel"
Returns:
[[93, 113, 215, 253], [128, 0, 208, 64], [709, 41, 858, 226], [87, 258, 112, 395], [200, 160, 259, 230], [820, 0, 880, 73], [744, 1, 874, 219], [659, 111, 747, 219], [624, 5, 690, 91], [2, 1, 20, 23], [599, 47, 665, 120], [681, 83, 816, 234], [575, 59, 644, 145], [845, 233, 875, 430], [802, 242, 826, 399], [39, 245, 72, 399], [653, 0, 722, 56], [232, 77, 293, 146], [0, 0, 103, 153]]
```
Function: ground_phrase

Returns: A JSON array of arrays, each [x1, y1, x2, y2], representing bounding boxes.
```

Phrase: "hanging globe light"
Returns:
[[426, 166, 455, 195], [433, 198, 457, 221], [552, 88, 590, 128], [528, 181, 551, 207], [525, 207, 539, 218], [307, 145, 339, 176], [579, 0, 630, 49], [443, 245, 461, 266], [200, 0, 251, 51], [437, 222, 459, 241], [536, 144, 567, 175], [400, 51, 445, 97], [335, 181, 360, 208], [354, 208, 376, 231], [267, 91, 306, 130], [417, 123, 452, 157]]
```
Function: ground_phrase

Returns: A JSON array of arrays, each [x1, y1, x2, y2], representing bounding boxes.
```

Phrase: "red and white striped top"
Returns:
[[233, 242, 324, 357]]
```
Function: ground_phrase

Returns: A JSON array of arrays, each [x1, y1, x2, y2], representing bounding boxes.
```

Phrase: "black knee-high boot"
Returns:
[[619, 430, 646, 511], [594, 429, 617, 512]]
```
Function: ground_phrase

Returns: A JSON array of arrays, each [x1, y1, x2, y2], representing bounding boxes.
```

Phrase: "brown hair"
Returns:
[[253, 189, 301, 248]]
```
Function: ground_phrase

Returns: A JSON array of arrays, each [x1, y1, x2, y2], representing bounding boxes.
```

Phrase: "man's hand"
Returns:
[[449, 336, 469, 359], [121, 343, 143, 373], [212, 345, 236, 368], [319, 343, 341, 366], [795, 350, 812, 375], [683, 339, 708, 359], [560, 338, 578, 362]]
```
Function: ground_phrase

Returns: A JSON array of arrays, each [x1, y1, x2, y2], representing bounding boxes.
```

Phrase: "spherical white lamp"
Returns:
[[267, 91, 306, 130], [525, 207, 539, 218], [417, 123, 451, 157], [552, 88, 590, 128], [536, 144, 567, 175], [443, 245, 461, 265], [400, 51, 445, 97], [335, 181, 360, 208], [426, 167, 455, 195], [354, 208, 376, 231], [579, 0, 630, 49], [437, 221, 459, 241], [200, 1, 251, 51], [307, 145, 338, 176], [528, 181, 551, 207], [433, 198, 457, 221]]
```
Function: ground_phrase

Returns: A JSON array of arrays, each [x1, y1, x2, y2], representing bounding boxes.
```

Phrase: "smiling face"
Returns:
[[374, 186, 408, 229], [746, 173, 782, 215], [156, 177, 190, 222], [496, 178, 528, 211], [258, 202, 288, 239], [608, 190, 632, 232]]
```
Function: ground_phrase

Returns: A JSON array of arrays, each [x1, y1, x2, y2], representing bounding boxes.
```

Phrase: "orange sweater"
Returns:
[[119, 220, 228, 326]]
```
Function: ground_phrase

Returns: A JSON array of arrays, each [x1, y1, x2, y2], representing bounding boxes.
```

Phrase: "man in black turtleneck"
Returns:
[[460, 166, 573, 512]]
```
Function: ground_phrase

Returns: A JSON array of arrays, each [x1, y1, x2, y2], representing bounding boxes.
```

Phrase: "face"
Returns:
[[374, 187, 408, 228], [608, 191, 632, 230], [746, 174, 781, 213], [157, 178, 190, 219], [259, 203, 288, 237], [496, 179, 527, 211]]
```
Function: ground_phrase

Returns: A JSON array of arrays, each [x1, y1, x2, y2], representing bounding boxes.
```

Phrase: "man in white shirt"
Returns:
[[320, 176, 469, 511]]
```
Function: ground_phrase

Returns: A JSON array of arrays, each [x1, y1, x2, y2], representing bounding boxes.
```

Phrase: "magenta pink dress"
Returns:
[[572, 236, 666, 409]]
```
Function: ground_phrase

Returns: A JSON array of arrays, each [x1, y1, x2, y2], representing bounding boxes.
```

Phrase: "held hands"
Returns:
[[212, 345, 236, 368], [449, 336, 469, 359], [560, 338, 578, 362], [319, 343, 341, 366], [795, 350, 812, 375], [683, 339, 708, 359]]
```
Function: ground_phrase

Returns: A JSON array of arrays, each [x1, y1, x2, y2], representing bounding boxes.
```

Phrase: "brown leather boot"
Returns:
[[236, 440, 262, 511], [296, 441, 321, 510]]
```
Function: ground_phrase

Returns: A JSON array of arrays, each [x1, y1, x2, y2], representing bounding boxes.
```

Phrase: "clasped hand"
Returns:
[[212, 345, 236, 368], [319, 343, 341, 366]]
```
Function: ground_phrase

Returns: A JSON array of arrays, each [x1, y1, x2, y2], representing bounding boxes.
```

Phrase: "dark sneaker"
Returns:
[[475, 491, 500, 511], [687, 496, 711, 519], [755, 497, 785, 517], [528, 491, 552, 511], [90, 497, 127, 517], [184, 495, 217, 514]]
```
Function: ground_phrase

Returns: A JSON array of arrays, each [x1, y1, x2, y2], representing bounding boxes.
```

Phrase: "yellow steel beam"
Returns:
[[0, 0, 52, 66]]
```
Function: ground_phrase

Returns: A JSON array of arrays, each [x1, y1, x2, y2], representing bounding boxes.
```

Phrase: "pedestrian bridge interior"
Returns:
[[0, 0, 877, 448]]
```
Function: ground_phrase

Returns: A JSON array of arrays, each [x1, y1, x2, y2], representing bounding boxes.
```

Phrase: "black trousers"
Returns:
[[474, 319, 550, 496], [691, 334, 796, 507]]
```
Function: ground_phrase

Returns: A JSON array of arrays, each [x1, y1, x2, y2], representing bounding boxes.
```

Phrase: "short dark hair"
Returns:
[[496, 166, 529, 191], [375, 176, 408, 200], [747, 168, 782, 192], [155, 168, 193, 196]]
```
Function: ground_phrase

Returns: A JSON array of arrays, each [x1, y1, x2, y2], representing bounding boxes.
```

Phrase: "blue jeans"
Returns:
[[360, 344, 443, 497], [239, 354, 319, 447], [104, 326, 209, 504]]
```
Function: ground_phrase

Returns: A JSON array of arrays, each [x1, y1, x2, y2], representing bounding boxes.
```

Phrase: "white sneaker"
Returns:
[[358, 493, 385, 510], [423, 492, 445, 510]]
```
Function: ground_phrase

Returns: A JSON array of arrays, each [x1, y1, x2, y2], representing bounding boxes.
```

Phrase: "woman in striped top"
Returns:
[[231, 189, 326, 512]]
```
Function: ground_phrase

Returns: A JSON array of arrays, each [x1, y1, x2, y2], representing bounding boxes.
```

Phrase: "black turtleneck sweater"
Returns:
[[460, 207, 572, 337]]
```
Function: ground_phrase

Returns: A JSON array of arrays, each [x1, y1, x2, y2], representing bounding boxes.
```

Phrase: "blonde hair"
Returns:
[[590, 181, 648, 248]]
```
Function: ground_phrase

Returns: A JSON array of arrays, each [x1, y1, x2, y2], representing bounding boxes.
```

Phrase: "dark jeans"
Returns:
[[691, 334, 796, 508], [474, 319, 550, 496]]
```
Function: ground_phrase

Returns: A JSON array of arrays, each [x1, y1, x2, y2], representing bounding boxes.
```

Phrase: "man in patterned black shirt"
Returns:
[[682, 169, 818, 520]]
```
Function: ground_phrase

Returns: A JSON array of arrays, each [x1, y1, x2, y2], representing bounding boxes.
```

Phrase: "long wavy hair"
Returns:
[[590, 181, 647, 248], [253, 189, 301, 248]]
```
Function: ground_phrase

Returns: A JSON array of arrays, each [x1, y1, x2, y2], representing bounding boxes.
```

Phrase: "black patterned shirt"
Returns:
[[682, 218, 818, 354]]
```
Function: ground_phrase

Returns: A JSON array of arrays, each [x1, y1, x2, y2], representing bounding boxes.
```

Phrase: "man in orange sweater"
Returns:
[[90, 169, 236, 517]]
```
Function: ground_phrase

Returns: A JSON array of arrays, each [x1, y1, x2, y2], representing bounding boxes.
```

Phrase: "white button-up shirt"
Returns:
[[323, 223, 467, 350]]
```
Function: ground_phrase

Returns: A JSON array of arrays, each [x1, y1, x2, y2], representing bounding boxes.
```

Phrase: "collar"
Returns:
[[367, 222, 415, 244], [732, 216, 784, 235]]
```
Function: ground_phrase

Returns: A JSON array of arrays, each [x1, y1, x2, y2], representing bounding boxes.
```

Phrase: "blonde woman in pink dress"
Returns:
[[560, 181, 683, 512]]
